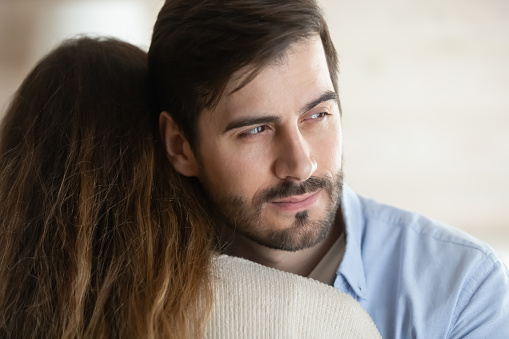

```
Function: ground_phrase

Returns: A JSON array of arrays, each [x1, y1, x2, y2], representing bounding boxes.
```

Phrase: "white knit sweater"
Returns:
[[205, 255, 381, 338]]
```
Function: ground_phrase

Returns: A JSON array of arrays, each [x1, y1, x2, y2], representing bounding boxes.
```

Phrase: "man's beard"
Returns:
[[204, 171, 343, 252]]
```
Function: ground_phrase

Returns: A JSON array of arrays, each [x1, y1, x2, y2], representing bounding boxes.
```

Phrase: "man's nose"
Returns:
[[273, 128, 317, 182]]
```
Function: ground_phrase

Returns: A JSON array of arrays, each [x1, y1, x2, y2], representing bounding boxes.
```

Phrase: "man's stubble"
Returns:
[[200, 170, 344, 252]]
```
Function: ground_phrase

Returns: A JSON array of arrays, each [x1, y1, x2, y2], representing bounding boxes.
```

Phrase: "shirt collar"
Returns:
[[334, 184, 367, 300]]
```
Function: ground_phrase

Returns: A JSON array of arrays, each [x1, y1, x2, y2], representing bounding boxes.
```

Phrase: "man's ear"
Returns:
[[159, 111, 199, 177]]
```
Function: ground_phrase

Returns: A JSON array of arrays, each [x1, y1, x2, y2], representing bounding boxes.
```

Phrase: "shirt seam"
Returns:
[[341, 226, 367, 300], [361, 211, 499, 266], [445, 260, 495, 338]]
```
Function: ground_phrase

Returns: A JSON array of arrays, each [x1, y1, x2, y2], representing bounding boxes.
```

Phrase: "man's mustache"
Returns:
[[255, 176, 330, 205]]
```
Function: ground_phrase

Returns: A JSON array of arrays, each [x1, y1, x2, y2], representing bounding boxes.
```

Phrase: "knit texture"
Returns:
[[205, 255, 381, 338]]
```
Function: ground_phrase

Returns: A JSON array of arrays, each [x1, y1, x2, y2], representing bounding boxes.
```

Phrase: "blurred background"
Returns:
[[0, 0, 507, 264]]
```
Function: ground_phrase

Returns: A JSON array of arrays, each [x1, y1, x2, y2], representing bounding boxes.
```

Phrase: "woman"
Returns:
[[0, 37, 379, 338], [0, 37, 214, 338]]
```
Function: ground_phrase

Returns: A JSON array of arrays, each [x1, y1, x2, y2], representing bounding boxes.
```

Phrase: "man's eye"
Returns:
[[239, 125, 268, 138], [310, 112, 328, 119]]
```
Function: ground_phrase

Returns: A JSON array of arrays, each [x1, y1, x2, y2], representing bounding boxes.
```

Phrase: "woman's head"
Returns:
[[0, 37, 212, 339]]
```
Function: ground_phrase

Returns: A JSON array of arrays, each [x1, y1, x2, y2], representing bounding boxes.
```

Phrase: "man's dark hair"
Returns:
[[148, 0, 339, 150]]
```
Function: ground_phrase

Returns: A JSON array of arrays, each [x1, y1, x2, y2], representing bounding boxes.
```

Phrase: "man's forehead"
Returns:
[[199, 35, 333, 129], [225, 35, 322, 95], [226, 41, 329, 108]]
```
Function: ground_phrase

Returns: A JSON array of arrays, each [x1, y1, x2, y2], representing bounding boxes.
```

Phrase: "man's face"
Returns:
[[195, 36, 343, 252]]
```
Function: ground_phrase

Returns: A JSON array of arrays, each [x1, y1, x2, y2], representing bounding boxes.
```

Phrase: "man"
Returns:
[[148, 0, 509, 337]]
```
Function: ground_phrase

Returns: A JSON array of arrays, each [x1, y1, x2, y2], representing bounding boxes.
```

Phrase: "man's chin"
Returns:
[[240, 217, 332, 252]]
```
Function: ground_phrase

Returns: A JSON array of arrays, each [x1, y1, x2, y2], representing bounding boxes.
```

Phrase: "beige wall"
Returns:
[[0, 0, 507, 263], [320, 0, 509, 262]]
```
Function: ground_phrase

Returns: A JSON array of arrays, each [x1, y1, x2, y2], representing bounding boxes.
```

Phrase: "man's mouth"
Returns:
[[269, 191, 320, 212]]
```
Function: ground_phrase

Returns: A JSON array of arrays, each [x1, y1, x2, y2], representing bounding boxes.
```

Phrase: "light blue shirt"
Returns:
[[335, 185, 509, 338]]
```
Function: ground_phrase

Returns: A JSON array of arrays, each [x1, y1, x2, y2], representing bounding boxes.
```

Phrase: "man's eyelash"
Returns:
[[238, 125, 268, 138], [308, 112, 330, 119]]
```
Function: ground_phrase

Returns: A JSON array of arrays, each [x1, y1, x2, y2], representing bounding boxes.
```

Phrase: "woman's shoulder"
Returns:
[[206, 254, 381, 338]]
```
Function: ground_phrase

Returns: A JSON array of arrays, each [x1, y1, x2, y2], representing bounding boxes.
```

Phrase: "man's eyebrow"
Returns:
[[301, 90, 339, 114], [222, 115, 281, 134], [221, 91, 338, 134]]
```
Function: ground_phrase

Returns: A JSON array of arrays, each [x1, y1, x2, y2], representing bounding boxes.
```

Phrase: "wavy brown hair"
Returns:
[[0, 37, 213, 338]]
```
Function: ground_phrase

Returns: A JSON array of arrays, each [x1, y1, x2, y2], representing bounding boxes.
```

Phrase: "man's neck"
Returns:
[[223, 212, 344, 276]]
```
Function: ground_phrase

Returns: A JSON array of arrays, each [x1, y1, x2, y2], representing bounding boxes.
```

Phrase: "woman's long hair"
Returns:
[[0, 37, 213, 338]]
